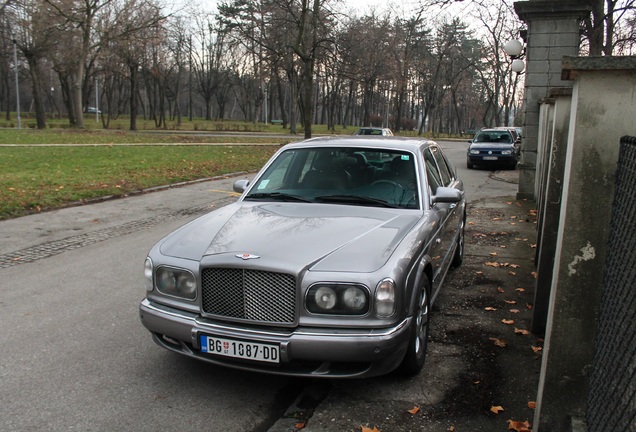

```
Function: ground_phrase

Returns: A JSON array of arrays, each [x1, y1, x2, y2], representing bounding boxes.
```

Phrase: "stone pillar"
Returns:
[[535, 56, 636, 431], [513, 1, 594, 200]]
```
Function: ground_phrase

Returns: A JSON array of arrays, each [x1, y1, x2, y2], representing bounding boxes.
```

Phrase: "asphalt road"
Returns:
[[0, 140, 525, 432]]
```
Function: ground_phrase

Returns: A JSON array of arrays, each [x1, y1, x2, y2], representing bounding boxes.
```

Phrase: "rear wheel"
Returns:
[[399, 276, 430, 376]]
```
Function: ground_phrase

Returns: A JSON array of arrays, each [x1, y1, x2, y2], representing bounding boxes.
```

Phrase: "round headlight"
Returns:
[[157, 268, 176, 291], [315, 286, 337, 310], [177, 273, 196, 297], [155, 267, 196, 300], [343, 286, 367, 311]]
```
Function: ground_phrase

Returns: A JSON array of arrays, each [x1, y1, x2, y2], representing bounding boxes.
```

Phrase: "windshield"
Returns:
[[245, 147, 420, 209], [474, 131, 513, 143]]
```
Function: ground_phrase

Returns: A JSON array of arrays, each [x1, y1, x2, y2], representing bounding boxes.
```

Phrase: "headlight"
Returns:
[[155, 267, 197, 300], [469, 149, 480, 155], [306, 284, 369, 315], [375, 278, 396, 317], [501, 149, 513, 155], [144, 258, 154, 292]]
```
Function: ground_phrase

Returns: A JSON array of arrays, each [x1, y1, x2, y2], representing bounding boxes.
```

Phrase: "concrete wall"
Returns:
[[535, 56, 636, 431]]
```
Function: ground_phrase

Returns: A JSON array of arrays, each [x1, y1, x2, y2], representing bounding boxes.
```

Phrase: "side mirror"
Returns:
[[432, 187, 463, 204], [233, 179, 250, 193]]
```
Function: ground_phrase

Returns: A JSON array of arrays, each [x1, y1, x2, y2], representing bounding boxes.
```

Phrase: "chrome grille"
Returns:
[[201, 268, 296, 324]]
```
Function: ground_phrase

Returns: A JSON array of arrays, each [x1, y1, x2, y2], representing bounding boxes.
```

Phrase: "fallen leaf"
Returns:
[[504, 300, 517, 304], [507, 419, 532, 432], [508, 271, 517, 276], [515, 328, 530, 335], [492, 217, 501, 221], [408, 406, 420, 415], [485, 262, 500, 267], [491, 405, 505, 414], [502, 319, 515, 325], [509, 264, 520, 268], [516, 288, 525, 292], [490, 252, 499, 256], [295, 422, 305, 429], [531, 271, 537, 279], [528, 401, 537, 409], [449, 426, 455, 432], [468, 221, 475, 225], [476, 271, 484, 275], [510, 309, 520, 314], [497, 287, 505, 293], [360, 426, 381, 432], [532, 346, 543, 353], [485, 307, 497, 311], [526, 303, 533, 310], [489, 337, 507, 347]]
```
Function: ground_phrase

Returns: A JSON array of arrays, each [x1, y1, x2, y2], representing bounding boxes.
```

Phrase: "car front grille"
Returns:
[[201, 268, 296, 325]]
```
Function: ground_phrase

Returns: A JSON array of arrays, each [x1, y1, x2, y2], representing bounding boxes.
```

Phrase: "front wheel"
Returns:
[[398, 276, 430, 376], [451, 213, 466, 268]]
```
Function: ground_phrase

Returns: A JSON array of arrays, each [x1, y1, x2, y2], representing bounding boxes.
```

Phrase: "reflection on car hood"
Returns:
[[159, 202, 420, 273]]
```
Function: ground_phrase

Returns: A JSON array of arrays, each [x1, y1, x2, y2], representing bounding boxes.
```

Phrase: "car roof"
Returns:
[[480, 128, 513, 133], [285, 136, 438, 153]]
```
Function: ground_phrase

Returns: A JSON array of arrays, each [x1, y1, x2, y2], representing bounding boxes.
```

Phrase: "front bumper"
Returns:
[[468, 153, 517, 165], [139, 299, 412, 378]]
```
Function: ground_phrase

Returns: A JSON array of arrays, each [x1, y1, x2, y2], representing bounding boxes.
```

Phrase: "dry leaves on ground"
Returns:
[[489, 337, 507, 347], [491, 405, 505, 414], [508, 419, 532, 432]]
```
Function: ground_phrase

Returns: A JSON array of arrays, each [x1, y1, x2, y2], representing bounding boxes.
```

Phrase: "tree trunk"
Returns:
[[25, 55, 47, 129], [129, 63, 138, 131]]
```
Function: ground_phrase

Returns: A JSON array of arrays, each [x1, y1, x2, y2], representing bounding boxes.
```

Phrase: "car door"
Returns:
[[424, 147, 463, 297]]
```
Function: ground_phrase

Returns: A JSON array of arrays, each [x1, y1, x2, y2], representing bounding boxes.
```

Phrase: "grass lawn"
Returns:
[[0, 122, 461, 220], [0, 128, 287, 220]]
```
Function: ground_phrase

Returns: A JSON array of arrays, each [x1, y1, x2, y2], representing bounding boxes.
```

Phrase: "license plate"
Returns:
[[200, 335, 280, 363], [483, 156, 498, 160]]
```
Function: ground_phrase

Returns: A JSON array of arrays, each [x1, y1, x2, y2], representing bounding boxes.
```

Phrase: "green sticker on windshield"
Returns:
[[401, 155, 410, 160]]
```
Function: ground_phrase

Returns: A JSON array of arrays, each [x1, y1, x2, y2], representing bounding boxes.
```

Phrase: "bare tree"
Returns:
[[6, 0, 58, 128]]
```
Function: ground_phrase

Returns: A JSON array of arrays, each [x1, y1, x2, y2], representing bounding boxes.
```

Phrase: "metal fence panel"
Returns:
[[587, 135, 636, 432]]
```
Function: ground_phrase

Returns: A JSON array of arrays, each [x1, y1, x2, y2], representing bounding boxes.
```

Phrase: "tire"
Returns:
[[399, 276, 431, 376], [467, 160, 474, 169], [451, 213, 466, 268]]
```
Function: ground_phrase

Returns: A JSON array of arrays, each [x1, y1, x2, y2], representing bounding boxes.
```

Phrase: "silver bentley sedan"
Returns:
[[139, 136, 466, 378]]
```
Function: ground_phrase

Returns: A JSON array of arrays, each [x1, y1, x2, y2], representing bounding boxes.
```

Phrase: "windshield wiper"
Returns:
[[315, 194, 399, 208], [245, 192, 313, 203]]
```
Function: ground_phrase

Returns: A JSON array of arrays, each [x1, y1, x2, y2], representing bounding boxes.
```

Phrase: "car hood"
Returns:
[[159, 202, 421, 273], [469, 142, 514, 149]]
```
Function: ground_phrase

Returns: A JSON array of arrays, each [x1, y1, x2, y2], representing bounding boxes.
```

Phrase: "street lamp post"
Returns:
[[504, 39, 526, 73], [12, 35, 21, 129]]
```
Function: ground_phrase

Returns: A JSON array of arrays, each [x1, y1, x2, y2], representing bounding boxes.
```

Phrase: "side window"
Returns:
[[430, 146, 453, 186], [424, 149, 442, 195]]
